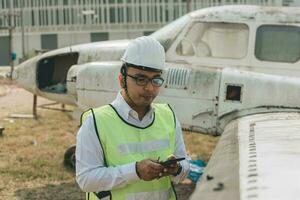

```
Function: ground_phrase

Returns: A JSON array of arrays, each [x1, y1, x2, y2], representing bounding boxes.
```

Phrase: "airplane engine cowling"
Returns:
[[67, 64, 88, 96], [75, 62, 122, 111]]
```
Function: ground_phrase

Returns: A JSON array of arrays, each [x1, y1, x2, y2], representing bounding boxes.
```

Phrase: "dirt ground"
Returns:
[[0, 79, 219, 200]]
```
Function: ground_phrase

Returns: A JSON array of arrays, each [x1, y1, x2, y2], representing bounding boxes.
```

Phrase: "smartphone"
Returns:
[[160, 157, 185, 167]]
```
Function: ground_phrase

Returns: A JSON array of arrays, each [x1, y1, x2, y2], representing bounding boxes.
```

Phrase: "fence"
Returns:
[[0, 0, 287, 33]]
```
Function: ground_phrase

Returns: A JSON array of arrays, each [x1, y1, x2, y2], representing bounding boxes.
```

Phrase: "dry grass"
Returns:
[[0, 78, 15, 98], [0, 84, 219, 199], [183, 131, 219, 163], [0, 107, 83, 200], [0, 109, 77, 179], [0, 77, 14, 85]]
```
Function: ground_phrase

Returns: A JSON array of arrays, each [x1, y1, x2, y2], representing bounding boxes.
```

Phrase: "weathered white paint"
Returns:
[[13, 5, 300, 126], [217, 68, 300, 130], [190, 6, 300, 23], [75, 62, 121, 110], [13, 55, 39, 93], [238, 113, 300, 200], [109, 31, 144, 40], [71, 61, 300, 135], [165, 6, 300, 77], [190, 112, 300, 200]]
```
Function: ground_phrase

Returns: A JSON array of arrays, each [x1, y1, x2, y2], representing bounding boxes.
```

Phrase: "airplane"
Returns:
[[13, 5, 300, 200]]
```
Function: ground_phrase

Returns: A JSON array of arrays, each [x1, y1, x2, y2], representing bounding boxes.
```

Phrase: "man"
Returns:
[[76, 36, 190, 200]]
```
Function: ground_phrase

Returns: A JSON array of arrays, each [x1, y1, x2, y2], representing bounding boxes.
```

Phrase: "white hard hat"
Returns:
[[121, 36, 165, 71]]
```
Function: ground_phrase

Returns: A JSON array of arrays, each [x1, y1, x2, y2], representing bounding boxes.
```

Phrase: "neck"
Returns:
[[121, 90, 150, 120]]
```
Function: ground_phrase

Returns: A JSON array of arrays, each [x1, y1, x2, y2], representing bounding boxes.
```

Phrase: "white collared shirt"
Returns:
[[76, 91, 190, 193]]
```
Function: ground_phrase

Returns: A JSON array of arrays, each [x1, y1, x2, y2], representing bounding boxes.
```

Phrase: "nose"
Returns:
[[144, 81, 155, 91]]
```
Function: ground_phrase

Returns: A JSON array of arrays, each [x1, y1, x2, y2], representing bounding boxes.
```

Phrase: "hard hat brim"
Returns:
[[125, 63, 163, 72]]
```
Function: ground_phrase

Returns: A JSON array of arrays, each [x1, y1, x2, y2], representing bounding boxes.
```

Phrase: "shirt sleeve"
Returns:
[[171, 116, 191, 184], [75, 114, 140, 192]]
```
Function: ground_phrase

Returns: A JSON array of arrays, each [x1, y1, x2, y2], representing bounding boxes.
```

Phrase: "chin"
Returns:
[[139, 101, 152, 108]]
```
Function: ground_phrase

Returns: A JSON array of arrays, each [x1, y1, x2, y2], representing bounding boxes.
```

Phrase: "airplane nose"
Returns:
[[12, 57, 39, 94]]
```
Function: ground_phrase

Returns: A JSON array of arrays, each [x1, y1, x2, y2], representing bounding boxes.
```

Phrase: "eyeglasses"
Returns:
[[127, 74, 164, 87]]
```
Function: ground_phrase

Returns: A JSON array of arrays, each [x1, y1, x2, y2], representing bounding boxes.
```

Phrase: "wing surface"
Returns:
[[190, 112, 300, 200]]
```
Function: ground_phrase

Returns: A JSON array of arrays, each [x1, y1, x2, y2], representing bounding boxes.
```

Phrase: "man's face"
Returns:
[[123, 67, 162, 107]]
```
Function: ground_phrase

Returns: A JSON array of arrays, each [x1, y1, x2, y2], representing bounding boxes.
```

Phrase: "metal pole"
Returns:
[[61, 104, 66, 111], [8, 0, 14, 79], [21, 2, 25, 59], [33, 94, 37, 119]]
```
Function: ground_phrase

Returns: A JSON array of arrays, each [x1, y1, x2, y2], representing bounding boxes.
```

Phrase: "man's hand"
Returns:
[[136, 159, 163, 181], [159, 155, 182, 177]]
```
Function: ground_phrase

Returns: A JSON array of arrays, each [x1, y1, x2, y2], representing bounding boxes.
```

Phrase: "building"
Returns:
[[0, 0, 298, 65]]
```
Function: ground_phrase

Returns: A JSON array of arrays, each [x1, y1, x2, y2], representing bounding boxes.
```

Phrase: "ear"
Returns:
[[118, 74, 125, 88]]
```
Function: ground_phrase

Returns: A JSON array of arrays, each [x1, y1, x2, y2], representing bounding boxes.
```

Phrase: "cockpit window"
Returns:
[[176, 22, 249, 59], [151, 15, 190, 51], [255, 25, 300, 63]]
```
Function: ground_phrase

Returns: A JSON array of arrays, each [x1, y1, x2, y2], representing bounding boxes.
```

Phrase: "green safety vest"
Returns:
[[81, 103, 177, 200]]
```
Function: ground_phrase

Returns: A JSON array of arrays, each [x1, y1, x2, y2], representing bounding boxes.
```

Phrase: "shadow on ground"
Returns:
[[15, 182, 195, 200], [175, 182, 196, 200], [15, 182, 84, 200]]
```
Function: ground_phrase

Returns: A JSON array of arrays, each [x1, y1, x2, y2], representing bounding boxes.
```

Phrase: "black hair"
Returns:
[[120, 63, 127, 89], [120, 63, 127, 76]]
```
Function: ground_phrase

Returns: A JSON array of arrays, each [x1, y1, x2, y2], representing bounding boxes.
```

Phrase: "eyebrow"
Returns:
[[133, 73, 162, 78]]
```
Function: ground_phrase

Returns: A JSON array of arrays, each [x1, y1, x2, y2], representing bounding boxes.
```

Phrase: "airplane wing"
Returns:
[[190, 112, 300, 200]]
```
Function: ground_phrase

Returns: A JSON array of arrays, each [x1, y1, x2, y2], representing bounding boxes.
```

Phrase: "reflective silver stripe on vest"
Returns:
[[126, 188, 173, 200], [118, 139, 170, 155]]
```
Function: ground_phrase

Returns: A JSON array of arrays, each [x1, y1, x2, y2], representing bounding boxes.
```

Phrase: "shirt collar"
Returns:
[[111, 91, 155, 122]]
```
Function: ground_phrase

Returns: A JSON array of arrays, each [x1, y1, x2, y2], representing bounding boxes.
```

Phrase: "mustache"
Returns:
[[140, 94, 156, 98]]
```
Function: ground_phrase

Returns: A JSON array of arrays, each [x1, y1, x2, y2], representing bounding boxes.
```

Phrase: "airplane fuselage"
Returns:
[[13, 5, 300, 134]]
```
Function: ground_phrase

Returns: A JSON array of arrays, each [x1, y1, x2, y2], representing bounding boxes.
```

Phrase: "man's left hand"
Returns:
[[158, 155, 181, 178]]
